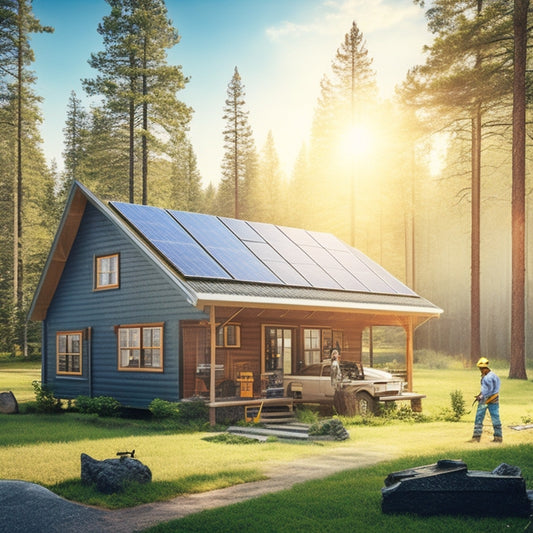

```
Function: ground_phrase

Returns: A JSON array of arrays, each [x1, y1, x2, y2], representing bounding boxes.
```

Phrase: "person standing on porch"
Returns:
[[330, 349, 342, 390], [469, 357, 502, 443]]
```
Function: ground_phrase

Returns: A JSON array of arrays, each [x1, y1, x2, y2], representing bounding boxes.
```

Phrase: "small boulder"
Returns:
[[493, 463, 522, 477], [81, 453, 152, 494], [0, 391, 19, 414]]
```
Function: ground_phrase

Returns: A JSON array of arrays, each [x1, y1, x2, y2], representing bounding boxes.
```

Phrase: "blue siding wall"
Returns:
[[44, 202, 206, 407]]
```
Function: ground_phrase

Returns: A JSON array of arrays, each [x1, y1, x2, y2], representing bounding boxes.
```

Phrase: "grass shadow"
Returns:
[[49, 469, 266, 509]]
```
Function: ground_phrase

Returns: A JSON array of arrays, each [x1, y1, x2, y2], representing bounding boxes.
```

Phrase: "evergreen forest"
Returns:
[[0, 0, 531, 379]]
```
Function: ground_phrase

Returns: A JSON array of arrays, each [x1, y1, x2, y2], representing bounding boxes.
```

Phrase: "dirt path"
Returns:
[[0, 446, 393, 533]]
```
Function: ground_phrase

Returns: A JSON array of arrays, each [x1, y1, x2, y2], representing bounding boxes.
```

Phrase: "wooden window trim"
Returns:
[[95, 253, 120, 291], [56, 331, 83, 376], [215, 323, 241, 348], [117, 323, 164, 372]]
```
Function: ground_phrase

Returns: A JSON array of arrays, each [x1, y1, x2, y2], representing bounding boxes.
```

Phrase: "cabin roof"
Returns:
[[29, 181, 442, 322]]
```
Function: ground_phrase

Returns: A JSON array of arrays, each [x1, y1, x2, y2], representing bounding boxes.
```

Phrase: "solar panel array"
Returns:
[[111, 201, 416, 296]]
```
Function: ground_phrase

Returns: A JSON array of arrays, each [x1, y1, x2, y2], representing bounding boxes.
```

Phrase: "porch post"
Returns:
[[209, 305, 217, 425], [405, 318, 414, 391]]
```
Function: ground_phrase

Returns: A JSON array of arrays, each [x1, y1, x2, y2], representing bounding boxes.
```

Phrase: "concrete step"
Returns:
[[229, 432, 269, 442], [227, 425, 309, 440], [264, 423, 310, 433]]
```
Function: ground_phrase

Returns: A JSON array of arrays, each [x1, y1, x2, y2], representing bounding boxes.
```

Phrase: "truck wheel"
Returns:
[[355, 391, 376, 416]]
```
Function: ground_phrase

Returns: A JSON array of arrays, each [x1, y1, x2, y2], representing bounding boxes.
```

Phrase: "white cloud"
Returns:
[[266, 0, 423, 41]]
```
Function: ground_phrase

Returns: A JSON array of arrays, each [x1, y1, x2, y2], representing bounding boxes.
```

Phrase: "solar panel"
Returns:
[[220, 217, 264, 242], [248, 222, 313, 265], [350, 248, 417, 296], [111, 202, 231, 279], [244, 241, 311, 286], [112, 201, 416, 296], [168, 210, 281, 284]]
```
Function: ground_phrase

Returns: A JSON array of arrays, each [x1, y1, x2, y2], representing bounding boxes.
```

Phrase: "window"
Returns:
[[95, 254, 119, 290], [264, 327, 293, 372], [117, 324, 163, 372], [215, 324, 241, 348], [302, 328, 342, 365], [303, 328, 321, 365], [57, 331, 82, 375]]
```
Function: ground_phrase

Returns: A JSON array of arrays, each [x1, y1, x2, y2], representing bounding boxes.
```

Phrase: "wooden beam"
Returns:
[[217, 307, 245, 329], [405, 318, 414, 391], [209, 305, 217, 425]]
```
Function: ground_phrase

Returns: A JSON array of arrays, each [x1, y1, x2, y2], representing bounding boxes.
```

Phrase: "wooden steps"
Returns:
[[259, 407, 297, 424]]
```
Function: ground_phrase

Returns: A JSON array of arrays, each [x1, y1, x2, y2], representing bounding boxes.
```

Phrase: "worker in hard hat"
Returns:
[[469, 357, 502, 443]]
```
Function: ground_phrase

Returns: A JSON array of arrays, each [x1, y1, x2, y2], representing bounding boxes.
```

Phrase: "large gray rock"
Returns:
[[0, 391, 18, 414], [382, 459, 532, 517], [81, 453, 152, 494]]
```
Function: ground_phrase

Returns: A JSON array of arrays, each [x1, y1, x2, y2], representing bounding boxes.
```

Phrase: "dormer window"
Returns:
[[95, 254, 119, 290]]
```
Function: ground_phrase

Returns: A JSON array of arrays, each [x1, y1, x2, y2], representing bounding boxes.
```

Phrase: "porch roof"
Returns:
[[188, 279, 441, 323]]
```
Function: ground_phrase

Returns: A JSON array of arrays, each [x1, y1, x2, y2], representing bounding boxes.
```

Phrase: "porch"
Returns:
[[181, 301, 438, 425]]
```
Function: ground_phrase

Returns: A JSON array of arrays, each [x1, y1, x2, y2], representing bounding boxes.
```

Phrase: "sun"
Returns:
[[339, 123, 375, 160]]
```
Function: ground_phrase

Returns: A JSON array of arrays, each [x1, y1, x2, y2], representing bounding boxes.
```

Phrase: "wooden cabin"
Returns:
[[29, 182, 441, 421]]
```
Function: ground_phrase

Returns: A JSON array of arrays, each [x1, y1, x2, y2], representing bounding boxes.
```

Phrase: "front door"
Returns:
[[264, 327, 294, 375]]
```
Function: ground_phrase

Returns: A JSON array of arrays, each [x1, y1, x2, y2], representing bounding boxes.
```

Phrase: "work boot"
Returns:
[[468, 436, 481, 443], [491, 436, 503, 443]]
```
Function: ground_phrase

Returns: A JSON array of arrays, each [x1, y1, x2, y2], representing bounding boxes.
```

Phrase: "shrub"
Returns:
[[295, 406, 320, 425], [437, 390, 466, 422], [149, 398, 209, 424], [149, 398, 178, 419], [75, 395, 121, 417], [176, 399, 209, 423], [309, 418, 350, 440], [32, 381, 62, 413], [202, 433, 262, 444], [379, 403, 430, 423]]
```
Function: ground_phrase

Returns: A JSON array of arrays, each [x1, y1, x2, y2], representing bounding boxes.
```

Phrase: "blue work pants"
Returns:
[[473, 401, 502, 438]]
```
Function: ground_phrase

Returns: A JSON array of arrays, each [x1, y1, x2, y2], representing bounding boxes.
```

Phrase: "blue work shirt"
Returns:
[[480, 370, 500, 401]]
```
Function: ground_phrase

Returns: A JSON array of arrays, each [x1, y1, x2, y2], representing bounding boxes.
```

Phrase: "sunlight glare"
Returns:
[[429, 133, 448, 177], [340, 124, 374, 160]]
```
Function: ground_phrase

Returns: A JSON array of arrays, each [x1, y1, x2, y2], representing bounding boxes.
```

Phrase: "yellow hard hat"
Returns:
[[476, 357, 490, 368]]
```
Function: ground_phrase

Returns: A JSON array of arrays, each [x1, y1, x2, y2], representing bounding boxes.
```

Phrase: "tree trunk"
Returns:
[[471, 107, 481, 365], [510, 0, 528, 379], [142, 38, 148, 205], [129, 53, 136, 203], [334, 389, 357, 416], [13, 3, 24, 355]]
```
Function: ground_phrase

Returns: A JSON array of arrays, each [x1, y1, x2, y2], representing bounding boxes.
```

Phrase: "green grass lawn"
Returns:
[[144, 444, 533, 533], [0, 355, 41, 402], [1, 355, 532, 531]]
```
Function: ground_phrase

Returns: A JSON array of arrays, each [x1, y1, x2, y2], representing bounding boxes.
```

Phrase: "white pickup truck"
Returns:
[[283, 359, 424, 415]]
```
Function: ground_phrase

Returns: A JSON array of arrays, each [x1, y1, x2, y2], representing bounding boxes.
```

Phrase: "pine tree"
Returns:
[[60, 91, 89, 201], [219, 66, 257, 218], [83, 0, 190, 204], [406, 0, 514, 366], [307, 22, 377, 241], [286, 143, 310, 228], [169, 135, 203, 212], [331, 21, 377, 130], [0, 0, 53, 353], [77, 106, 130, 201], [254, 131, 285, 223], [510, 0, 529, 380]]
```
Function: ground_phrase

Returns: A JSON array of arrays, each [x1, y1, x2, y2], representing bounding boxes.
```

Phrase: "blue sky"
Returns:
[[31, 0, 430, 186]]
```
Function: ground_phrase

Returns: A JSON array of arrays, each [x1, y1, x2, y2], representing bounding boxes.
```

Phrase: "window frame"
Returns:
[[117, 323, 164, 372], [215, 323, 241, 348], [56, 331, 83, 376], [95, 253, 120, 291]]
